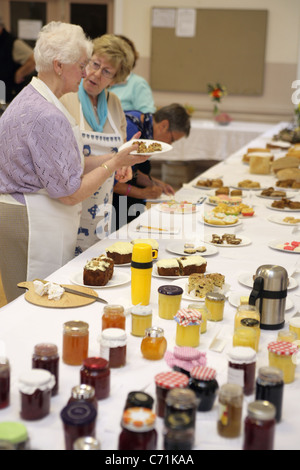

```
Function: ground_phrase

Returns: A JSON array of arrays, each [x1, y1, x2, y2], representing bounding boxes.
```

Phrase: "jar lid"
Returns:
[[158, 285, 183, 296], [63, 320, 89, 332], [154, 371, 189, 389], [205, 292, 225, 302], [0, 422, 28, 444], [19, 369, 56, 394], [247, 400, 276, 421], [241, 318, 260, 327], [82, 357, 109, 371], [145, 326, 164, 338], [190, 365, 217, 381], [60, 402, 97, 426], [71, 384, 95, 399], [173, 346, 202, 361], [34, 343, 58, 357], [165, 388, 198, 409], [219, 383, 243, 398], [257, 366, 284, 383], [103, 304, 124, 314], [100, 328, 127, 341], [174, 308, 202, 326], [122, 407, 156, 432], [267, 340, 298, 356], [125, 391, 154, 410], [228, 346, 257, 364], [289, 317, 300, 328], [73, 436, 101, 450], [131, 305, 152, 316]]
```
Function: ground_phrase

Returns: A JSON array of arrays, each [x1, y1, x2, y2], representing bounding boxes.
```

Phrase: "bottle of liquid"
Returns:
[[131, 243, 153, 305]]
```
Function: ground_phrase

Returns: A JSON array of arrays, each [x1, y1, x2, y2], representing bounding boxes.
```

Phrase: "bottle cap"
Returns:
[[158, 285, 183, 296], [131, 243, 153, 265]]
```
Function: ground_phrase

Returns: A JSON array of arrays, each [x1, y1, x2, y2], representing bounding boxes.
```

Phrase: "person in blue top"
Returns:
[[108, 35, 155, 113], [112, 103, 191, 230]]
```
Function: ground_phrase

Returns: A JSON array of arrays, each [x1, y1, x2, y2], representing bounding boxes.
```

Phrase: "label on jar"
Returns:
[[218, 403, 229, 426], [228, 366, 244, 388]]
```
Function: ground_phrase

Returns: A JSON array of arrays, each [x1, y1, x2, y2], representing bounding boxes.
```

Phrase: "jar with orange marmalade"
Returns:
[[62, 321, 89, 366], [141, 327, 167, 360], [102, 305, 125, 330]]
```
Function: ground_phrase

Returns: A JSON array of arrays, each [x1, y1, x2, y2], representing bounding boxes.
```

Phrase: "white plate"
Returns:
[[166, 241, 218, 257], [230, 185, 264, 191], [275, 185, 300, 192], [203, 234, 252, 247], [201, 217, 242, 228], [119, 139, 172, 156], [268, 239, 300, 254], [152, 264, 189, 279], [267, 203, 300, 212], [256, 191, 294, 200], [155, 202, 200, 214], [171, 277, 230, 302], [70, 270, 130, 288], [267, 215, 300, 226], [228, 291, 293, 311], [238, 271, 298, 290]]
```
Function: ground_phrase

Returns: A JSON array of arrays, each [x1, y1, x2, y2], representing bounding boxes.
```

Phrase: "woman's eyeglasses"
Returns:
[[87, 60, 115, 79]]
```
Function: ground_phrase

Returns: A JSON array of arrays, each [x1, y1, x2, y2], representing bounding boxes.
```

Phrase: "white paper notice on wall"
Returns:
[[176, 8, 196, 37], [152, 8, 176, 28], [18, 19, 42, 40]]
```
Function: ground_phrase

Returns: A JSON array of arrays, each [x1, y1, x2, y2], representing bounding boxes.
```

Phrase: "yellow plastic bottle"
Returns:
[[131, 243, 153, 305]]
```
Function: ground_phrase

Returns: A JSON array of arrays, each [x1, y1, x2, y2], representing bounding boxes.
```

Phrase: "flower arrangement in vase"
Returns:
[[207, 82, 232, 125]]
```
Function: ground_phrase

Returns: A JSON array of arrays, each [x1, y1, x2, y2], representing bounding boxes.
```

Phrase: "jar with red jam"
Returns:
[[68, 384, 98, 412], [189, 366, 219, 411], [154, 371, 189, 418], [32, 343, 59, 396], [60, 401, 97, 450], [102, 304, 125, 330], [227, 346, 256, 396], [118, 407, 157, 450], [99, 328, 127, 368], [243, 400, 276, 450], [80, 357, 110, 400], [19, 369, 55, 421], [0, 358, 10, 409]]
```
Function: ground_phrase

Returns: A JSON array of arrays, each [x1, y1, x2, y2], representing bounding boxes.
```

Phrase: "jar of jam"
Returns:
[[289, 317, 300, 339], [188, 304, 208, 333], [255, 366, 284, 422], [0, 358, 10, 409], [205, 292, 225, 321], [32, 343, 59, 396], [73, 436, 101, 450], [60, 401, 97, 450], [277, 329, 297, 343], [140, 326, 167, 360], [268, 340, 299, 384], [174, 308, 202, 348], [99, 328, 127, 368], [62, 321, 89, 366], [154, 371, 189, 418], [217, 383, 243, 438], [68, 384, 98, 412], [232, 323, 257, 352], [158, 285, 183, 320], [163, 388, 197, 450], [189, 366, 219, 411], [234, 304, 260, 330], [227, 346, 256, 396], [0, 422, 30, 449], [102, 304, 125, 330], [243, 400, 276, 450], [124, 391, 154, 410], [80, 357, 110, 400], [19, 369, 55, 421], [131, 305, 152, 337], [118, 407, 157, 450]]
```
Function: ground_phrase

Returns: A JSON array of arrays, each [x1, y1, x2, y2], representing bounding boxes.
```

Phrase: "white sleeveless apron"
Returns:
[[75, 104, 123, 255], [24, 78, 84, 281]]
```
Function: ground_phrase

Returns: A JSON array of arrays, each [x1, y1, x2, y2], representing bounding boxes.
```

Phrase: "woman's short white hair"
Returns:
[[34, 21, 93, 72]]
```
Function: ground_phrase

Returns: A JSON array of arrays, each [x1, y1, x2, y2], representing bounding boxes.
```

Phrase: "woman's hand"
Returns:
[[115, 166, 133, 182]]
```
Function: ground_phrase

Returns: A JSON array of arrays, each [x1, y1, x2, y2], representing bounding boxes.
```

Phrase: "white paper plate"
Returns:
[[155, 202, 200, 214], [171, 277, 230, 302], [256, 191, 294, 200], [119, 139, 172, 155], [267, 203, 300, 212], [268, 239, 300, 254], [275, 185, 300, 192], [230, 185, 264, 191], [203, 234, 252, 247], [201, 217, 242, 228], [267, 215, 300, 226], [166, 241, 218, 257], [228, 291, 293, 311], [70, 270, 130, 289], [237, 271, 298, 290]]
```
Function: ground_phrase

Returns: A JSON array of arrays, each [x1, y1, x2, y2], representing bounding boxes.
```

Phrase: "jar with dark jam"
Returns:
[[0, 358, 10, 409], [255, 366, 284, 422], [154, 371, 189, 418], [99, 328, 127, 368], [124, 391, 154, 410], [60, 401, 98, 450], [19, 369, 55, 421], [118, 407, 157, 450], [243, 400, 276, 450], [189, 366, 219, 411], [32, 343, 59, 396], [68, 384, 98, 412], [80, 357, 110, 400], [227, 346, 256, 396]]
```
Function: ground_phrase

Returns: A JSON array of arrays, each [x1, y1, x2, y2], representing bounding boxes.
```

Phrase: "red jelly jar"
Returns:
[[0, 358, 10, 409], [60, 401, 97, 450], [154, 371, 189, 418], [80, 357, 110, 400], [243, 400, 276, 450], [118, 407, 157, 450], [227, 346, 256, 396], [99, 328, 127, 368], [32, 343, 59, 396], [19, 369, 55, 420]]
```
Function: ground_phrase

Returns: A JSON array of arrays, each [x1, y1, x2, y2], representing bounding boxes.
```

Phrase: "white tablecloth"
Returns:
[[0, 122, 299, 451]]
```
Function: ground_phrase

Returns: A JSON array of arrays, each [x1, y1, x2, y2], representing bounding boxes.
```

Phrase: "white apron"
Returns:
[[76, 104, 123, 255], [25, 78, 84, 281]]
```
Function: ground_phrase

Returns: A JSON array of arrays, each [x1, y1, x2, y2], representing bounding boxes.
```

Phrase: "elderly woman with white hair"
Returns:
[[0, 22, 147, 302]]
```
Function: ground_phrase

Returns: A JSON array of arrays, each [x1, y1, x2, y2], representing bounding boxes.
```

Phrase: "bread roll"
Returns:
[[276, 168, 300, 181], [271, 156, 299, 173]]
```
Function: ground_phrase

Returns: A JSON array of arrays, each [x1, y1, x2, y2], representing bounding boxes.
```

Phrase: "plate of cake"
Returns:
[[202, 212, 241, 226], [267, 199, 300, 211], [204, 233, 251, 247], [119, 139, 172, 155], [166, 241, 218, 257], [70, 269, 130, 289], [155, 200, 199, 214], [105, 241, 133, 265], [173, 273, 229, 302], [193, 178, 223, 190], [153, 255, 207, 278], [267, 215, 300, 226], [256, 188, 294, 200]]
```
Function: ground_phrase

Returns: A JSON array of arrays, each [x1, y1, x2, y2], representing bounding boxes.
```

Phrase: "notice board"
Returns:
[[150, 8, 268, 95]]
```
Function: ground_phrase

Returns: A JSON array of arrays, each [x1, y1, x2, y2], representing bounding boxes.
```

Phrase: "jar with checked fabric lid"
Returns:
[[189, 365, 218, 411], [174, 308, 202, 347], [154, 371, 189, 418]]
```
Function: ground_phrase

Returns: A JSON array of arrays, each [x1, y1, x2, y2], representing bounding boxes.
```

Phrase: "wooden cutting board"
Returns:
[[18, 282, 99, 308]]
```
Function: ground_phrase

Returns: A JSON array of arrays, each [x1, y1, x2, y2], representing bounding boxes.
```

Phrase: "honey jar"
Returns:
[[141, 327, 167, 360], [188, 304, 208, 333], [102, 305, 125, 330], [205, 292, 225, 321], [158, 285, 183, 320], [268, 341, 299, 384], [62, 321, 89, 366], [289, 317, 300, 339], [131, 305, 152, 337], [174, 308, 202, 348]]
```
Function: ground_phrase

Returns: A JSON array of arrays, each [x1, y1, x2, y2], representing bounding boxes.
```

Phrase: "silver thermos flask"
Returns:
[[249, 265, 288, 330]]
